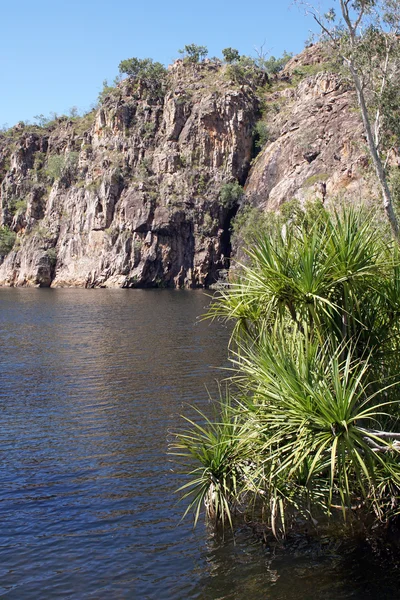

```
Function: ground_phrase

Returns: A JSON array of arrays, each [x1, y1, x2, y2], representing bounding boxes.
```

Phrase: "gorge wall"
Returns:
[[0, 46, 373, 288]]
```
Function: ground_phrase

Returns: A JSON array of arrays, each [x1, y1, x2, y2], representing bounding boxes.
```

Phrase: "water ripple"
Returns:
[[0, 289, 399, 599]]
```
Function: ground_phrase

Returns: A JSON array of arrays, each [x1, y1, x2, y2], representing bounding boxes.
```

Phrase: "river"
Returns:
[[0, 289, 399, 599]]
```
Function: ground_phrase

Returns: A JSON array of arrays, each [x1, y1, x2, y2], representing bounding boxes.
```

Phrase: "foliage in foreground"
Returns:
[[171, 205, 400, 537]]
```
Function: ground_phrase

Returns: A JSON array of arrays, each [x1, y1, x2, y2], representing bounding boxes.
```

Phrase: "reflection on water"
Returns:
[[0, 288, 399, 599]]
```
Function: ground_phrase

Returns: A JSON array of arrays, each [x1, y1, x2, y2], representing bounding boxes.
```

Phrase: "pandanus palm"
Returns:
[[233, 331, 400, 524], [173, 205, 400, 534]]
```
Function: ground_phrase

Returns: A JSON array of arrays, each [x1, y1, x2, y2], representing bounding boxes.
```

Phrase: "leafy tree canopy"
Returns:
[[178, 44, 208, 63], [118, 57, 167, 81], [260, 50, 293, 74], [220, 181, 244, 208], [222, 47, 241, 63]]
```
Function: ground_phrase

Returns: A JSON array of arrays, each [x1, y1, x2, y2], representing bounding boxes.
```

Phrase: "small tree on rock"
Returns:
[[119, 57, 166, 80], [118, 57, 167, 98], [222, 47, 240, 63], [262, 50, 293, 74], [178, 44, 208, 63]]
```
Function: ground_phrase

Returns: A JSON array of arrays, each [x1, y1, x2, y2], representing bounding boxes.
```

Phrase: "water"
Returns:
[[0, 288, 399, 599]]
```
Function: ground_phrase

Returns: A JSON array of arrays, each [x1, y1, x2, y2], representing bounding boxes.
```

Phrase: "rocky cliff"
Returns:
[[0, 46, 373, 288], [246, 45, 373, 209]]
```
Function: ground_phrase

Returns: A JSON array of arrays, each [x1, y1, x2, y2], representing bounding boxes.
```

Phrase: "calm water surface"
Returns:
[[0, 289, 399, 599]]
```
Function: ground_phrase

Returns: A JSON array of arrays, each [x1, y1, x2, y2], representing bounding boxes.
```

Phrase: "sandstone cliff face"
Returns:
[[0, 61, 259, 288], [245, 46, 371, 210], [0, 47, 371, 288]]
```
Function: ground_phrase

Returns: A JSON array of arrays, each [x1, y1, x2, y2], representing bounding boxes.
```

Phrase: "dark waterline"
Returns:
[[0, 288, 399, 599]]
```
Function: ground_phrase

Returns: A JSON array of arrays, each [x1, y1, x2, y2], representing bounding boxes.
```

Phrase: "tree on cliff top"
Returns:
[[119, 57, 167, 80], [222, 47, 240, 63], [298, 0, 400, 240], [97, 58, 167, 105], [178, 44, 208, 63], [118, 57, 167, 99]]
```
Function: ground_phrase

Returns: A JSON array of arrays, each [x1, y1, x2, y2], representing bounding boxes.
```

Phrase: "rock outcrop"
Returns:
[[0, 60, 259, 288], [0, 46, 375, 288], [245, 46, 372, 209]]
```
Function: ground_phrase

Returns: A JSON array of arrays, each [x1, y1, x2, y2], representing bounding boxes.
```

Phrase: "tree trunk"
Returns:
[[349, 62, 400, 241]]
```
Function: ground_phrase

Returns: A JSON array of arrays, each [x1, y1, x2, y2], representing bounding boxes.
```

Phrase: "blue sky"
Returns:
[[0, 0, 330, 127]]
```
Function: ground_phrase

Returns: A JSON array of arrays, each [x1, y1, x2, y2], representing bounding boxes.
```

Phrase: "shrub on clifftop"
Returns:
[[178, 44, 208, 63], [118, 57, 167, 81], [222, 47, 240, 63], [118, 58, 167, 98]]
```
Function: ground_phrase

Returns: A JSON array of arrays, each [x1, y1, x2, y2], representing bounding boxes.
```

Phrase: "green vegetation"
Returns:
[[142, 122, 156, 139], [253, 120, 271, 150], [45, 152, 79, 183], [197, 173, 207, 194], [225, 55, 260, 85], [72, 110, 96, 137], [85, 179, 101, 193], [172, 205, 400, 538], [199, 213, 218, 236], [231, 204, 270, 250], [33, 152, 46, 172], [292, 62, 330, 80], [303, 173, 330, 188], [118, 57, 167, 100], [226, 47, 291, 84], [29, 223, 52, 240], [222, 48, 240, 64], [390, 167, 400, 212], [0, 226, 16, 256], [224, 49, 290, 86], [119, 57, 166, 81], [33, 114, 54, 127], [220, 181, 244, 209], [45, 155, 66, 181], [45, 247, 57, 267], [178, 44, 208, 63], [32, 109, 80, 128], [231, 199, 327, 251], [258, 50, 292, 74], [137, 157, 152, 179], [8, 197, 28, 216], [98, 79, 120, 104], [31, 108, 90, 129]]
